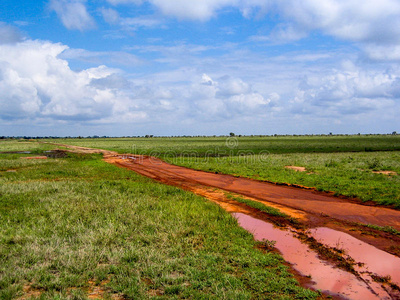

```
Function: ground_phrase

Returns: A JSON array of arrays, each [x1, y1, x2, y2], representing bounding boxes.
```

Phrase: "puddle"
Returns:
[[233, 213, 391, 299], [0, 151, 32, 154], [311, 227, 400, 286]]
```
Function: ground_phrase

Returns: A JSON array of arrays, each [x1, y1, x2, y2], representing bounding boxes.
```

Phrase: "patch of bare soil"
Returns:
[[87, 279, 125, 300], [20, 156, 48, 160], [372, 170, 398, 176], [285, 165, 307, 172], [17, 285, 43, 300]]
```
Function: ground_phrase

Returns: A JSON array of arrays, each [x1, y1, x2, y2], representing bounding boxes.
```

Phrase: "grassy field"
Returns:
[[45, 135, 400, 156], [0, 141, 318, 299], [45, 136, 400, 208]]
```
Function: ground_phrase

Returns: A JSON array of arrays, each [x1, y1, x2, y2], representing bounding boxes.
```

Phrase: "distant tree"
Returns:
[[229, 132, 235, 137], [393, 131, 397, 135]]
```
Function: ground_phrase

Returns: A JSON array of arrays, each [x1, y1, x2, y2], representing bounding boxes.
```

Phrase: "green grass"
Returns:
[[0, 140, 56, 153], [226, 194, 288, 218], [44, 135, 400, 156], [0, 142, 318, 299]]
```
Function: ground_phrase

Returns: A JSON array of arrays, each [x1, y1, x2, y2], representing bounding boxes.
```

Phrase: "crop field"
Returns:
[[0, 140, 317, 299], [49, 135, 400, 207]]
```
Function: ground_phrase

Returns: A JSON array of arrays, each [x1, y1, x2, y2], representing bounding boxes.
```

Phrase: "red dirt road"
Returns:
[[104, 154, 400, 231]]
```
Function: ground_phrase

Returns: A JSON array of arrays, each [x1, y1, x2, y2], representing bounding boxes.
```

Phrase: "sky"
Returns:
[[1, 0, 400, 137]]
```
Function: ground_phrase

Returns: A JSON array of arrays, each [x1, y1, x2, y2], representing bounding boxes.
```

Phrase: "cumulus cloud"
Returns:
[[191, 73, 273, 120], [291, 67, 400, 117], [0, 36, 277, 127], [51, 0, 400, 63], [0, 40, 119, 121], [50, 0, 96, 31], [108, 0, 400, 61], [275, 0, 400, 44]]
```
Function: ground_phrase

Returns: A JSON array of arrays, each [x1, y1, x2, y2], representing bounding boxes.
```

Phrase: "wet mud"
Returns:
[[234, 213, 392, 299]]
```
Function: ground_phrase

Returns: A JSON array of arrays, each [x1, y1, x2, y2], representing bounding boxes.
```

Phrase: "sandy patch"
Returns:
[[372, 170, 397, 176], [285, 166, 307, 172]]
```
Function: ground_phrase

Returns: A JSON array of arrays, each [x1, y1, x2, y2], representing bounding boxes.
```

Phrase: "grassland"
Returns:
[[46, 135, 400, 156], [46, 135, 400, 207], [0, 141, 318, 299]]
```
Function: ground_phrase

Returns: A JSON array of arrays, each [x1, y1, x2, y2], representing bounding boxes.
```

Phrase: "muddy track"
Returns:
[[48, 144, 400, 299], [51, 143, 400, 250], [105, 155, 400, 229]]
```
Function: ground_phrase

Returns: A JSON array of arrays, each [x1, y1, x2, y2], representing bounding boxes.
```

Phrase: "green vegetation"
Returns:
[[46, 135, 400, 156], [0, 141, 318, 299], [44, 136, 400, 208], [360, 224, 400, 237], [0, 140, 56, 153], [226, 194, 288, 218]]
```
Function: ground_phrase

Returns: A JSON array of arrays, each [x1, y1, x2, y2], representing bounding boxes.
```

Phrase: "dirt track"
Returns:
[[103, 154, 400, 231]]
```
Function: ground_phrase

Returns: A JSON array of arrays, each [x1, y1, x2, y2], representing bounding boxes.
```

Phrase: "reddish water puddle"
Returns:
[[311, 227, 400, 287], [233, 213, 391, 299]]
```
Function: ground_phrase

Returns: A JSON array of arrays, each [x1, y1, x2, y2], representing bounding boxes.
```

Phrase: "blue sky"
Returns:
[[1, 0, 400, 136]]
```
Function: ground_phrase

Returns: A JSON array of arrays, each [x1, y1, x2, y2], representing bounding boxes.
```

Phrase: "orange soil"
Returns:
[[103, 154, 400, 231]]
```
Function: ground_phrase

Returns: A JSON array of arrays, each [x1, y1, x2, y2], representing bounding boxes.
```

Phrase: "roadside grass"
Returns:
[[0, 147, 318, 299], [166, 151, 400, 208], [359, 224, 400, 237]]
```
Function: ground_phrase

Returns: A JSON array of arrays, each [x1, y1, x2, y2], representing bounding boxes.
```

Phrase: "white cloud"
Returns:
[[108, 0, 400, 62], [100, 7, 120, 24], [292, 67, 400, 117], [0, 37, 276, 128], [120, 16, 163, 28], [362, 44, 400, 61], [50, 0, 96, 31], [148, 0, 238, 21], [0, 23, 24, 44], [277, 0, 400, 44], [107, 0, 144, 5], [0, 40, 121, 121]]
